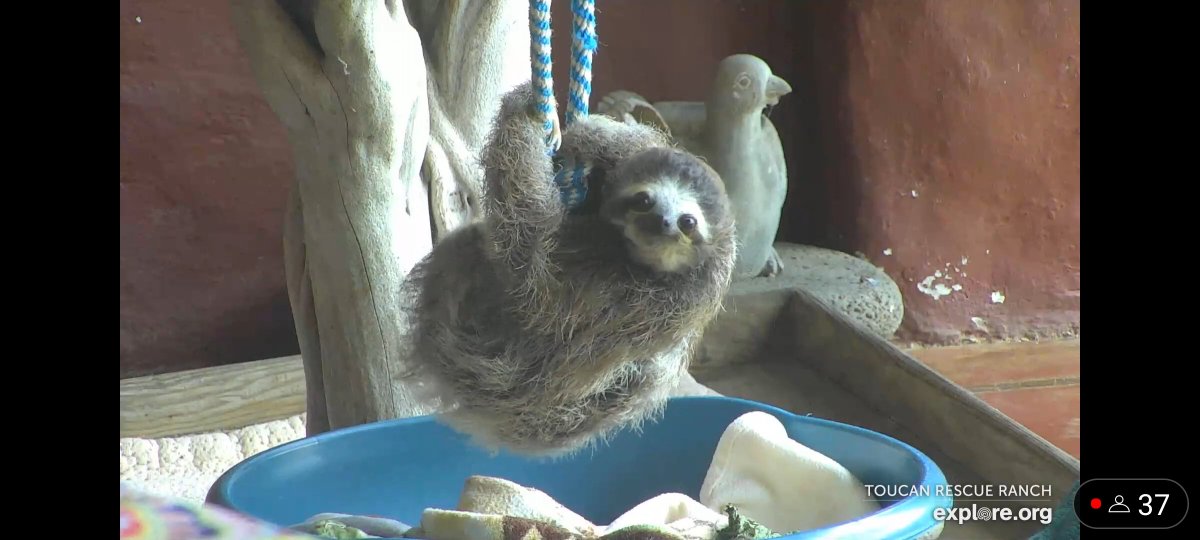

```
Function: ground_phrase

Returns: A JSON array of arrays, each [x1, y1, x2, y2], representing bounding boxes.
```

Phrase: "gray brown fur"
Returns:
[[400, 82, 736, 456]]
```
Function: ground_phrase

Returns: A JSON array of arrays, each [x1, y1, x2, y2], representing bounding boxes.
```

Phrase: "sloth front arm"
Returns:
[[481, 83, 671, 300], [481, 83, 567, 297]]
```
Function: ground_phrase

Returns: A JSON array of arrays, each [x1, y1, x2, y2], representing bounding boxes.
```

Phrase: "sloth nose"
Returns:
[[642, 213, 681, 237], [656, 215, 682, 238]]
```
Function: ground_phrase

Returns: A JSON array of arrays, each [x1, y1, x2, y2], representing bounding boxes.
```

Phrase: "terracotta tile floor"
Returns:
[[903, 338, 1080, 459]]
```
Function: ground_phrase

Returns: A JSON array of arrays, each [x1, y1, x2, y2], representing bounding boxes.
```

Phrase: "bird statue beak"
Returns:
[[765, 75, 792, 105]]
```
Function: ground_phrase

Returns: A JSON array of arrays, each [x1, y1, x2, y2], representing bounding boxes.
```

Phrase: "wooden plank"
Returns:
[[120, 301, 1082, 481], [120, 355, 306, 438], [779, 288, 1080, 500], [907, 338, 1080, 391]]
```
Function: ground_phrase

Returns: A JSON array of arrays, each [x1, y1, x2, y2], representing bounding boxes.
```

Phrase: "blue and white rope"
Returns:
[[529, 0, 558, 151], [529, 0, 597, 211], [565, 0, 597, 129]]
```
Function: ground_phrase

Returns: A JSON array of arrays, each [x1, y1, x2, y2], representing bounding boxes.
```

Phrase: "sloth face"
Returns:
[[603, 177, 712, 274], [599, 147, 729, 275]]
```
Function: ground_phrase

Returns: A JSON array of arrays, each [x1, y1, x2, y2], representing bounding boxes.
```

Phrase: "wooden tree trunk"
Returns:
[[408, 1, 531, 239], [230, 0, 529, 435]]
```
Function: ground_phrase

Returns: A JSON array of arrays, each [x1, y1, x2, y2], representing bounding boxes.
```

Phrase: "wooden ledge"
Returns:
[[120, 355, 305, 439], [120, 339, 1080, 442]]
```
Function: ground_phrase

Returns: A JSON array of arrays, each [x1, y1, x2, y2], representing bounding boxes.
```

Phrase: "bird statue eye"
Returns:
[[630, 192, 655, 212], [678, 214, 697, 233]]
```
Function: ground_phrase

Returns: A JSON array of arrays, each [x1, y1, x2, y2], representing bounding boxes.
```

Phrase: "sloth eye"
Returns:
[[678, 214, 697, 233], [629, 192, 655, 212]]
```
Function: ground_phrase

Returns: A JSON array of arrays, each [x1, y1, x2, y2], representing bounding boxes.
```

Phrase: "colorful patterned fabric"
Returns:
[[121, 484, 318, 539]]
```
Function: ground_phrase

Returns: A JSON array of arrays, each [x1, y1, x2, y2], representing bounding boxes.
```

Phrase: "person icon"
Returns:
[[1108, 495, 1131, 513]]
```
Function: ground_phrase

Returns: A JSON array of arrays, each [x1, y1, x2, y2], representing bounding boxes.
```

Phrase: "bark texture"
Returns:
[[230, 0, 528, 434]]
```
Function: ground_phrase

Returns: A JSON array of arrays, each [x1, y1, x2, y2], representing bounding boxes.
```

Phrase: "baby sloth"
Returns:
[[402, 82, 737, 457]]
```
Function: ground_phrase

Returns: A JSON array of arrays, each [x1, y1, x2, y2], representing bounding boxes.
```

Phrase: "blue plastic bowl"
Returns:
[[208, 396, 952, 539]]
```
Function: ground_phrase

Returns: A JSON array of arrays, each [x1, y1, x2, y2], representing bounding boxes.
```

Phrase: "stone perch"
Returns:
[[695, 243, 904, 369]]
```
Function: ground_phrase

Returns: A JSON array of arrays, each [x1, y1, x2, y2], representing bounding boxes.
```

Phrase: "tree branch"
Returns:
[[232, 0, 436, 432], [231, 0, 530, 433], [407, 0, 531, 239]]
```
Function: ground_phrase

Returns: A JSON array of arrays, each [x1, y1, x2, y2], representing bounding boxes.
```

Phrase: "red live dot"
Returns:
[[1090, 498, 1102, 510]]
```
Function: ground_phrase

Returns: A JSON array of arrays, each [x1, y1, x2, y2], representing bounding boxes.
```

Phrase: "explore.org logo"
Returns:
[[864, 484, 1058, 526], [933, 504, 1054, 525]]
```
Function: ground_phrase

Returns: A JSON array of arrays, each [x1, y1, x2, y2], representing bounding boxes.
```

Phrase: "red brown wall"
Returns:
[[119, 0, 1079, 378], [120, 0, 297, 378], [801, 0, 1081, 342]]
